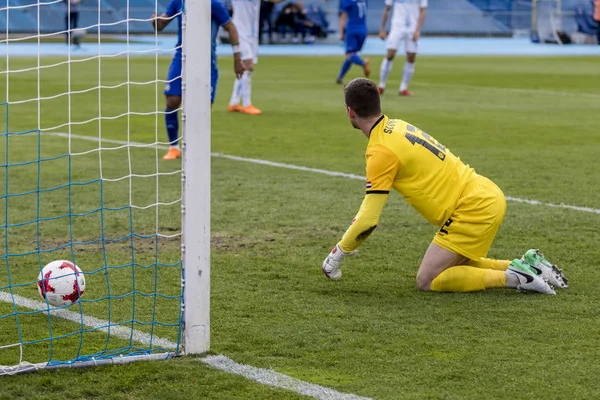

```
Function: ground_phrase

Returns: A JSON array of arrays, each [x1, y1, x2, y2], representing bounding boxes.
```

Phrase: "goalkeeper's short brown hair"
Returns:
[[343, 78, 382, 118]]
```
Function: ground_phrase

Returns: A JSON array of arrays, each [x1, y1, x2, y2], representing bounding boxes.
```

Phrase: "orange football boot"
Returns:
[[240, 105, 262, 115], [162, 148, 181, 160], [227, 104, 242, 112]]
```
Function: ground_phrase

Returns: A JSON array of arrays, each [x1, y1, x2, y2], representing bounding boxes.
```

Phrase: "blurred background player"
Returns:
[[64, 0, 82, 47], [377, 0, 427, 96], [212, 1, 245, 106], [153, 0, 243, 160], [336, 0, 370, 84], [228, 0, 284, 116]]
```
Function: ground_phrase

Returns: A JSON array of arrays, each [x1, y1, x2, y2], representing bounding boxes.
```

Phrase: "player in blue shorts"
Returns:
[[152, 0, 243, 160], [336, 0, 370, 84]]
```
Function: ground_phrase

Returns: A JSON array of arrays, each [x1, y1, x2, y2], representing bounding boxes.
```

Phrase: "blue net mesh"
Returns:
[[0, 98, 183, 371]]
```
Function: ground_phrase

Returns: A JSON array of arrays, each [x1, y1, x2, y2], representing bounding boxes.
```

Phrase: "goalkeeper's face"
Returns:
[[346, 106, 360, 130]]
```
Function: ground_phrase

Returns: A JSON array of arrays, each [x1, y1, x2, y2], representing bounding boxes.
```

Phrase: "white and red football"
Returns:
[[37, 260, 85, 307]]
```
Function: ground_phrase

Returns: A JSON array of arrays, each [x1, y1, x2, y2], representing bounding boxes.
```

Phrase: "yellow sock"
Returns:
[[430, 266, 507, 292], [470, 258, 511, 271]]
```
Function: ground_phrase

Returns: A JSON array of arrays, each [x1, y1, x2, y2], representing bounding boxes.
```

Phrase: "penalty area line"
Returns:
[[44, 132, 600, 215]]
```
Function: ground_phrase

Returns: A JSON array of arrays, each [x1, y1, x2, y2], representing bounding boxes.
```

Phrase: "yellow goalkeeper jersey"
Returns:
[[366, 115, 476, 226]]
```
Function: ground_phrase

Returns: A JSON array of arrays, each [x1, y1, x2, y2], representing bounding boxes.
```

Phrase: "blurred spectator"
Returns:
[[573, 0, 597, 43], [260, 0, 275, 44], [304, 3, 330, 35], [594, 0, 600, 44], [275, 1, 326, 43]]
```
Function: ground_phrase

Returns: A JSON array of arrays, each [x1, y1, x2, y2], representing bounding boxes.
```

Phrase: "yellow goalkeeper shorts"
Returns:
[[433, 175, 506, 261]]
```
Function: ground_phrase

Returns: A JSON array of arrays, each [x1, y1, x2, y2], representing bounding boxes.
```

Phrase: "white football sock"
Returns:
[[241, 71, 252, 107], [379, 58, 393, 89], [229, 78, 242, 106], [400, 61, 415, 92]]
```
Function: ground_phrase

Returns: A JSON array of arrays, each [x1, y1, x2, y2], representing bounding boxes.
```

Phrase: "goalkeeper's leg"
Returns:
[[469, 257, 510, 271], [417, 243, 554, 295], [416, 242, 494, 292], [418, 176, 555, 295]]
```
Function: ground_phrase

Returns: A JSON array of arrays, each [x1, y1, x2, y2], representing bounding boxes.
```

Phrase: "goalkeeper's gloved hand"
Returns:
[[322, 244, 350, 281]]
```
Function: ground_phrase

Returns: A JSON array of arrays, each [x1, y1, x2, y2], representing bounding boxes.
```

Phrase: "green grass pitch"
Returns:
[[0, 54, 599, 399]]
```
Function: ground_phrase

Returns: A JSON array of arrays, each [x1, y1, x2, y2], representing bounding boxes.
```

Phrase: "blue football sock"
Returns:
[[165, 108, 179, 146], [349, 53, 364, 66], [337, 59, 352, 81]]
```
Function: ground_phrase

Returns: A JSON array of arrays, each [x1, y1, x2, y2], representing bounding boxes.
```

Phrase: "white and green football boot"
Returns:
[[521, 249, 568, 289], [507, 259, 556, 295]]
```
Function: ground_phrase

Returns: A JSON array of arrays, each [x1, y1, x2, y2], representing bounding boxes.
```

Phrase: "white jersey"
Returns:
[[231, 0, 260, 38], [385, 0, 427, 31]]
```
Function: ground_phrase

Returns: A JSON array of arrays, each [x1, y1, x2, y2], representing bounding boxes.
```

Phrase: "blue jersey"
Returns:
[[165, 0, 183, 53], [211, 0, 231, 69], [340, 0, 367, 32]]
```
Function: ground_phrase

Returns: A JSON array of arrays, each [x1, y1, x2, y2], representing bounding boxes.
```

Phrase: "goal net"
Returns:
[[531, 0, 563, 43], [0, 0, 210, 374]]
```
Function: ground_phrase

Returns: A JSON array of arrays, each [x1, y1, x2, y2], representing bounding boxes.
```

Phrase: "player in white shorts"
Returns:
[[228, 0, 282, 115], [377, 0, 427, 96]]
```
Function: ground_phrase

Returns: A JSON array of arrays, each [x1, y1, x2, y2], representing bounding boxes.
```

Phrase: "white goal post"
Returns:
[[181, 0, 211, 355]]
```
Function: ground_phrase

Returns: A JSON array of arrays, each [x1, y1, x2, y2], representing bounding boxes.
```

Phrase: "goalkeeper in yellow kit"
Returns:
[[322, 78, 568, 294]]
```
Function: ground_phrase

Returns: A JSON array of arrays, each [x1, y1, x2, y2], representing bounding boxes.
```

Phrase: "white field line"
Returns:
[[44, 132, 600, 215], [252, 79, 600, 99], [0, 292, 372, 399], [0, 292, 178, 350], [201, 355, 373, 400], [417, 82, 600, 99]]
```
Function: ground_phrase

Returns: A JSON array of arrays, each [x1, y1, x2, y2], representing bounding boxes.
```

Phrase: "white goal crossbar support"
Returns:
[[181, 0, 211, 354]]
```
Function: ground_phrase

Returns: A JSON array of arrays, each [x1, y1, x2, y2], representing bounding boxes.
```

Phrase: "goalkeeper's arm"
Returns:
[[338, 192, 389, 253], [322, 145, 397, 280], [321, 193, 389, 280], [337, 145, 398, 253]]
